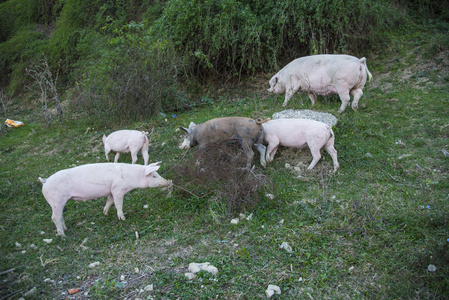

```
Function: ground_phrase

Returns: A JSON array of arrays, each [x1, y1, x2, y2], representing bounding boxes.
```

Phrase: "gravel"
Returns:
[[271, 109, 338, 126]]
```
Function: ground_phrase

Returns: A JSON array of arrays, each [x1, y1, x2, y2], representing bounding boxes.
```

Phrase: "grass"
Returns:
[[1, 32, 448, 299]]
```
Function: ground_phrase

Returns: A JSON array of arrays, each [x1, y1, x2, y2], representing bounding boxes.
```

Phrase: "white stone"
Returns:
[[230, 218, 239, 224], [144, 284, 153, 291], [279, 242, 293, 253], [204, 265, 218, 275], [188, 263, 202, 273], [120, 275, 126, 281], [266, 289, 275, 298], [246, 213, 253, 220], [184, 273, 195, 280], [89, 261, 100, 268], [43, 239, 53, 243], [266, 284, 281, 298], [15, 242, 21, 248], [144, 205, 149, 209]]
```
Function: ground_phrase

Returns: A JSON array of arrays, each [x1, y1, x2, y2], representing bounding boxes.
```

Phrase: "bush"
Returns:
[[156, 0, 404, 81], [70, 21, 187, 122]]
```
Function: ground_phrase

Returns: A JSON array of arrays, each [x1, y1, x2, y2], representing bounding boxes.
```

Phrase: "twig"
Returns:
[[171, 183, 214, 199], [0, 268, 15, 276]]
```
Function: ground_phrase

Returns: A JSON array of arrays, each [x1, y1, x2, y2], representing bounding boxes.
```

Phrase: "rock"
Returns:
[[230, 218, 239, 224], [279, 242, 293, 253], [24, 287, 37, 297], [266, 284, 281, 298], [144, 284, 153, 291], [43, 239, 52, 244], [188, 262, 218, 275], [88, 261, 100, 268], [188, 263, 202, 273], [265, 194, 275, 200], [272, 109, 338, 126], [185, 273, 196, 280], [15, 242, 21, 248]]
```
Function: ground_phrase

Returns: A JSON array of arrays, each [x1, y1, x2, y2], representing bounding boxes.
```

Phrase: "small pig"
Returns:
[[268, 54, 373, 113], [262, 119, 339, 172], [179, 117, 268, 168], [38, 162, 172, 237], [103, 130, 149, 165]]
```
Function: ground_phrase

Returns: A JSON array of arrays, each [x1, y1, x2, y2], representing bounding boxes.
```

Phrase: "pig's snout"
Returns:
[[179, 138, 190, 150]]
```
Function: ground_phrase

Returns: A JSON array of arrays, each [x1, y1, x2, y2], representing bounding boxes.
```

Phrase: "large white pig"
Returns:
[[103, 130, 149, 165], [262, 119, 339, 172], [268, 54, 373, 113], [179, 117, 268, 168], [38, 162, 172, 237]]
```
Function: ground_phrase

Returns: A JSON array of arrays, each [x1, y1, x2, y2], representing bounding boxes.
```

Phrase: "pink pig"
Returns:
[[38, 162, 172, 237], [262, 119, 339, 172], [268, 54, 372, 113], [103, 130, 149, 165]]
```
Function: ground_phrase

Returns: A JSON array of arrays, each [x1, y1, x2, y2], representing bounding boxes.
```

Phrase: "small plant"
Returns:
[[26, 56, 63, 126]]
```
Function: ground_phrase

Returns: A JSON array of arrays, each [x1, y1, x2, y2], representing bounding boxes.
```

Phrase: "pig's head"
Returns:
[[179, 122, 197, 149], [267, 74, 285, 94], [144, 162, 172, 188]]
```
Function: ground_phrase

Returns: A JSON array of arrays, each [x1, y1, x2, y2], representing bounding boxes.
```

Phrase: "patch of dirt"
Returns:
[[370, 49, 449, 92]]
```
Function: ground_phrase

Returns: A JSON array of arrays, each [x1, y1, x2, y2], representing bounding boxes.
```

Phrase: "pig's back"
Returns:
[[264, 119, 329, 144]]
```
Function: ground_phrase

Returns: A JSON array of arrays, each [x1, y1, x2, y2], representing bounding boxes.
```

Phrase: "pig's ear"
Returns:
[[145, 162, 161, 176], [180, 127, 192, 134], [188, 122, 196, 129]]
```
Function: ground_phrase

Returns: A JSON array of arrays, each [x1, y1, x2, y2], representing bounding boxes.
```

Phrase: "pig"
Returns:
[[103, 130, 149, 165], [38, 162, 172, 237], [262, 119, 339, 172], [267, 54, 373, 113], [179, 117, 268, 168]]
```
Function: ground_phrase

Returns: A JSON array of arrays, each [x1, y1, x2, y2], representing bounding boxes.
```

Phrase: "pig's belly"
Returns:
[[70, 182, 111, 201], [279, 139, 308, 149], [309, 84, 338, 95]]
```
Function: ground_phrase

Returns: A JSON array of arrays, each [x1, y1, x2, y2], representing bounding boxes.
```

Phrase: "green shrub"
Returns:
[[70, 21, 186, 122], [156, 0, 404, 81]]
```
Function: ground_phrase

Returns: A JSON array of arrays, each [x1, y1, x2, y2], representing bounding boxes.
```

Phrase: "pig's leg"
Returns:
[[336, 86, 351, 113], [130, 150, 138, 164], [265, 133, 280, 163], [255, 143, 267, 168], [282, 76, 301, 107], [142, 148, 149, 166], [104, 146, 111, 161], [308, 93, 317, 105], [307, 145, 322, 171], [350, 88, 363, 111], [111, 192, 126, 220], [103, 195, 114, 216], [50, 198, 69, 237], [325, 145, 339, 172], [114, 152, 120, 163], [241, 139, 255, 168]]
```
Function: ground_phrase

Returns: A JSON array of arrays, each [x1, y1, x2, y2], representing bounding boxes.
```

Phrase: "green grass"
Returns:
[[1, 35, 449, 299]]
